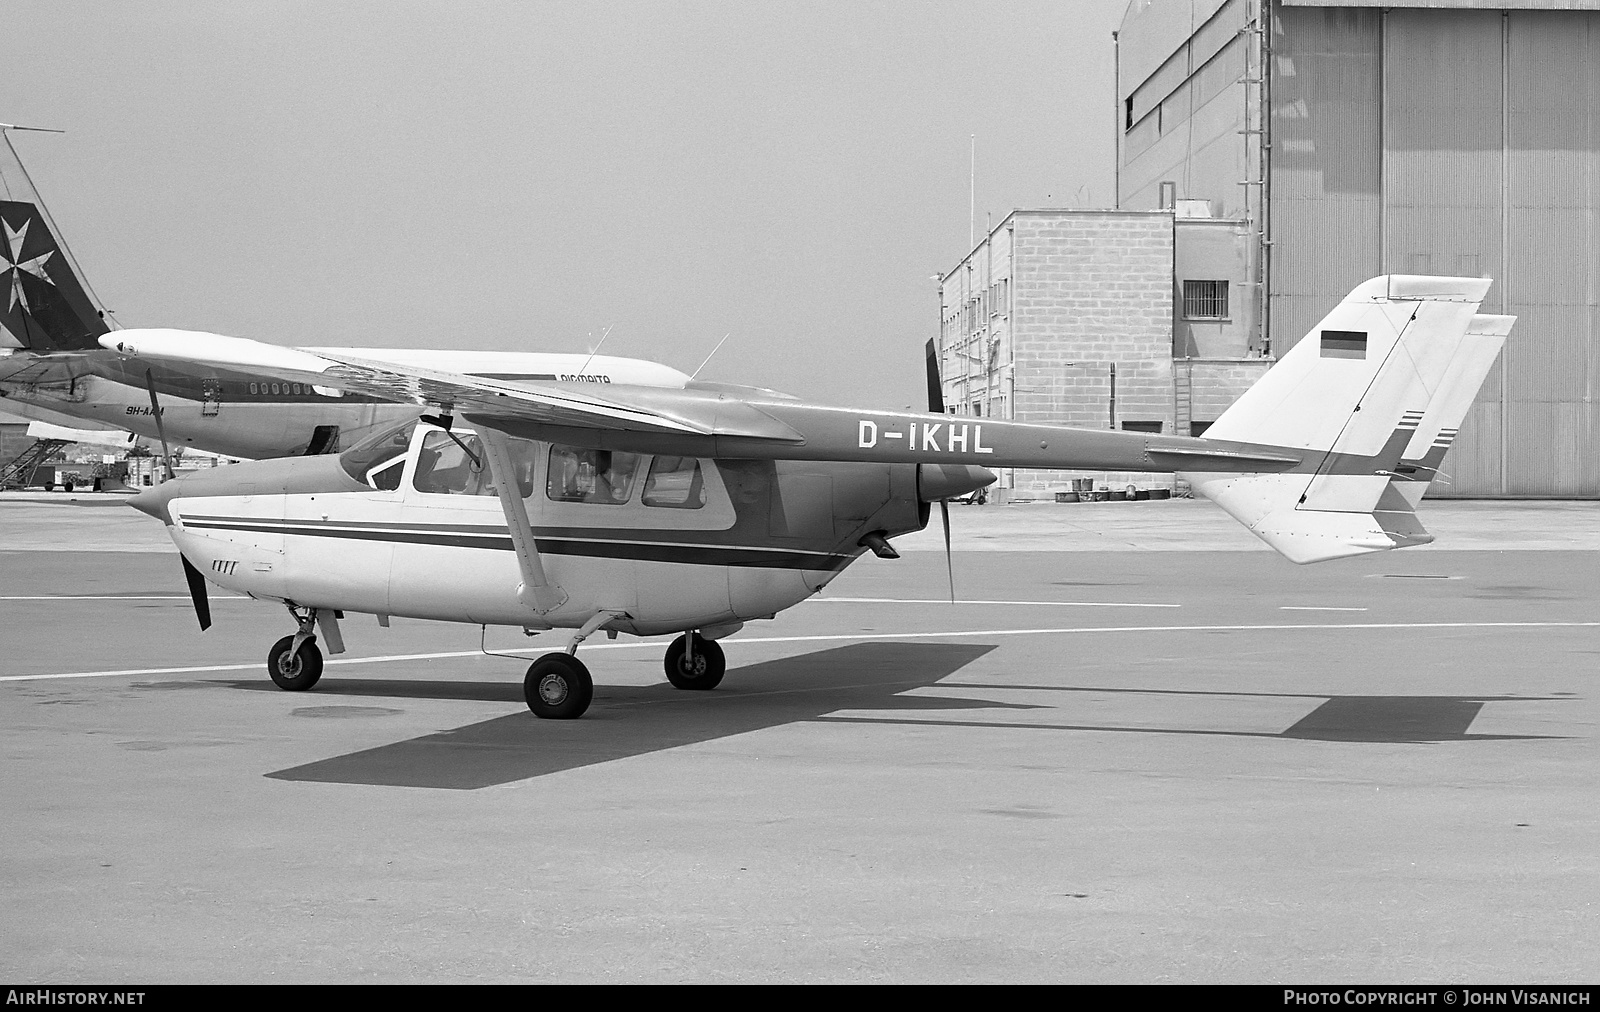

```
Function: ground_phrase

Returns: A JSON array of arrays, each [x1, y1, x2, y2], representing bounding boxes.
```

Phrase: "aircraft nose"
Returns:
[[126, 480, 181, 524], [917, 463, 996, 502]]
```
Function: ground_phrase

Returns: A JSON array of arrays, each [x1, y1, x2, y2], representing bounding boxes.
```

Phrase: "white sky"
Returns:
[[4, 0, 1124, 409]]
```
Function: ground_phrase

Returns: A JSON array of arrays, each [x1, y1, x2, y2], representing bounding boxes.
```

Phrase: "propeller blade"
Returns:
[[940, 498, 954, 604], [924, 338, 945, 414], [179, 554, 212, 631], [144, 368, 176, 481], [926, 340, 955, 602]]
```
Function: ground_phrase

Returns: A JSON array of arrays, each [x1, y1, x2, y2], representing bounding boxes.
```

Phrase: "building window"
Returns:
[[1190, 421, 1213, 437], [1182, 280, 1229, 320], [1121, 420, 1163, 434]]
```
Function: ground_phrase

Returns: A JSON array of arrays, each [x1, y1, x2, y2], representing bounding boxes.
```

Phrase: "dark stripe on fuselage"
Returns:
[[179, 517, 853, 571]]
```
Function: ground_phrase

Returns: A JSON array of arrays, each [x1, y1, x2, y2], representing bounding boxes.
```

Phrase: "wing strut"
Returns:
[[479, 428, 568, 615]]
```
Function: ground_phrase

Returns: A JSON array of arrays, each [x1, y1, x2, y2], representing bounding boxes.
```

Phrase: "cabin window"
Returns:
[[368, 458, 405, 491], [248, 383, 258, 394], [413, 431, 493, 496], [339, 418, 416, 487], [546, 446, 641, 505], [641, 456, 706, 510]]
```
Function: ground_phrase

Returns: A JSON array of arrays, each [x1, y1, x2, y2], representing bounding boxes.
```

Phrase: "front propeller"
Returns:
[[144, 368, 176, 481], [127, 472, 210, 631], [179, 554, 211, 631]]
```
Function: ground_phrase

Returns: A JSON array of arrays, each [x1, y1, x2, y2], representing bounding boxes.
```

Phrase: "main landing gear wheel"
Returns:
[[524, 652, 594, 719], [268, 635, 324, 691], [664, 633, 725, 690]]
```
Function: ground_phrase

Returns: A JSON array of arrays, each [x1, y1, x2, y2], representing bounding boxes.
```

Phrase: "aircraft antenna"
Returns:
[[577, 324, 614, 377], [690, 333, 731, 380]]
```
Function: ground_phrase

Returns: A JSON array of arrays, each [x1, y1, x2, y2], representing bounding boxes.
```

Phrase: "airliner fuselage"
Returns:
[[0, 342, 693, 459]]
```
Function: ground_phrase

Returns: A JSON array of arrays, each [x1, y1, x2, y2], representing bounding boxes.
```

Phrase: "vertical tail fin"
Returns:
[[1181, 276, 1504, 564], [0, 132, 112, 351]]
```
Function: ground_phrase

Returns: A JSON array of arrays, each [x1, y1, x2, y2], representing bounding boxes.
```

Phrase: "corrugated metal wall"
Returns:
[[1271, 5, 1600, 496], [1269, 7, 1383, 357], [1383, 9, 1508, 494], [1504, 11, 1600, 494]]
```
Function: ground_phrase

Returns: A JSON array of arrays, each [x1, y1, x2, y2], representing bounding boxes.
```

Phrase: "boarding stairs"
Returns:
[[0, 438, 71, 489]]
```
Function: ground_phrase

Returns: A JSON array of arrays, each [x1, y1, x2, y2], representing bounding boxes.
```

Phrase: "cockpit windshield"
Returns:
[[338, 418, 417, 488]]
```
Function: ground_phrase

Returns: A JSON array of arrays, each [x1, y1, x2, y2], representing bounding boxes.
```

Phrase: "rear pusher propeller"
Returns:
[[925, 339, 956, 604]]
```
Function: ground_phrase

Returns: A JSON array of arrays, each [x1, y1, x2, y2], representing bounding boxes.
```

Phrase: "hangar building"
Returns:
[[942, 0, 1600, 499]]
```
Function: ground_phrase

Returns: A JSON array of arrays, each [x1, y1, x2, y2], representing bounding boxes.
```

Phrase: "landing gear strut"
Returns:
[[665, 632, 725, 690]]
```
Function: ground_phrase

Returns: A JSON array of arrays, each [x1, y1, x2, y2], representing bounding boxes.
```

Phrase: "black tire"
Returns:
[[664, 633, 725, 690], [524, 652, 593, 719], [268, 634, 323, 691]]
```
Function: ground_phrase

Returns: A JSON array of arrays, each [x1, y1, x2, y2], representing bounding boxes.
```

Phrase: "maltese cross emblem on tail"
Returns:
[[0, 200, 109, 351], [3, 214, 56, 313]]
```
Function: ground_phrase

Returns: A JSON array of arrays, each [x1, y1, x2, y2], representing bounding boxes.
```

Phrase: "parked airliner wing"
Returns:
[[98, 329, 807, 442]]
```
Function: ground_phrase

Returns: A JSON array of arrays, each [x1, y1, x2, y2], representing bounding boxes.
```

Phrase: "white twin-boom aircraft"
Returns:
[[108, 275, 1512, 719]]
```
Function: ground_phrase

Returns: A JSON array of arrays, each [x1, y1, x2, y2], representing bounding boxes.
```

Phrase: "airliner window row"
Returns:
[[247, 382, 317, 396]]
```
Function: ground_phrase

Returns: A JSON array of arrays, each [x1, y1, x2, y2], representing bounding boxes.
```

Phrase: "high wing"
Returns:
[[100, 327, 1296, 474], [102, 274, 1511, 564]]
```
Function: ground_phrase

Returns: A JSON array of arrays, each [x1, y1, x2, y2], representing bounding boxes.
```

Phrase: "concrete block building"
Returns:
[[939, 207, 1270, 499]]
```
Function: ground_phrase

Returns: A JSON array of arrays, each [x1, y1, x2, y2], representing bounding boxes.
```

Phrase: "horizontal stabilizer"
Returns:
[[1144, 446, 1301, 470], [1197, 473, 1433, 564]]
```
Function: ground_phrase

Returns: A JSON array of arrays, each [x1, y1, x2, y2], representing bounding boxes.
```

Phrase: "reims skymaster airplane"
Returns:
[[111, 275, 1512, 719]]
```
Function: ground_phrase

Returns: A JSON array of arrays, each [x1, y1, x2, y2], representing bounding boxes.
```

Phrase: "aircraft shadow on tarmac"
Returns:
[[241, 648, 1563, 791], [882, 683, 1565, 745], [258, 642, 1015, 790]]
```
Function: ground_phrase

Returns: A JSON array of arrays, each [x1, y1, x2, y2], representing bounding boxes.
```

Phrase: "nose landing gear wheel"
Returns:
[[268, 635, 324, 691], [664, 633, 725, 690], [524, 652, 594, 719]]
